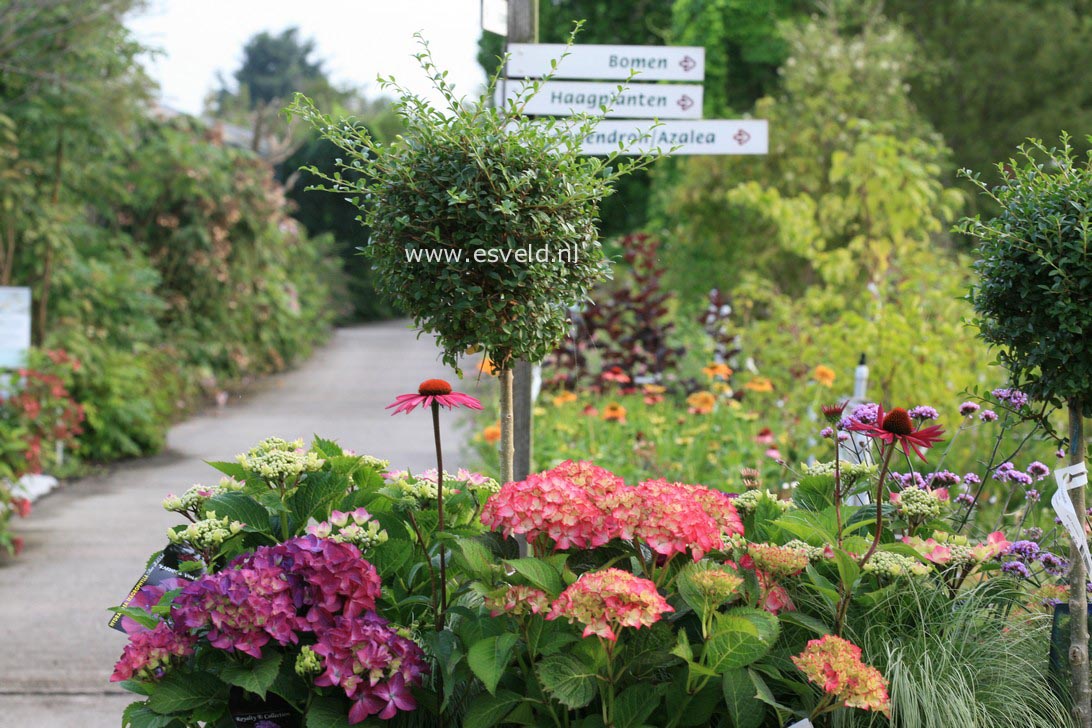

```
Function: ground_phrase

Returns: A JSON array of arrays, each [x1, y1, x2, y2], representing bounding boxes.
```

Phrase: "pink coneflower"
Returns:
[[385, 379, 482, 415], [845, 406, 944, 461], [386, 378, 481, 632]]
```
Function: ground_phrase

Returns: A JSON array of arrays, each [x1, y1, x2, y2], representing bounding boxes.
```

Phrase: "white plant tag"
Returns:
[[786, 720, 815, 728], [1052, 462, 1092, 575]]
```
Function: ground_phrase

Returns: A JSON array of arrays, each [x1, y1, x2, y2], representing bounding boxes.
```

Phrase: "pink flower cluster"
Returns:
[[111, 622, 197, 682], [313, 614, 430, 723], [546, 568, 673, 642], [112, 536, 426, 724], [485, 585, 551, 617], [480, 461, 743, 559], [791, 634, 890, 716]]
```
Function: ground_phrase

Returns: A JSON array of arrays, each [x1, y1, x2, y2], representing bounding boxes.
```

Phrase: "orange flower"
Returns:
[[702, 362, 733, 380], [744, 377, 774, 393], [812, 365, 836, 388], [602, 403, 627, 423], [477, 356, 499, 376], [553, 390, 578, 407], [482, 423, 501, 444], [687, 391, 716, 414]]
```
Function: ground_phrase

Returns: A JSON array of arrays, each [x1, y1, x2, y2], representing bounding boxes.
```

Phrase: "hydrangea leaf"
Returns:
[[219, 651, 282, 700], [468, 633, 520, 695], [536, 654, 597, 709]]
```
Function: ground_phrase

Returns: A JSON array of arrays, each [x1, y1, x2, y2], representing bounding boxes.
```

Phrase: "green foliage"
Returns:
[[959, 135, 1092, 408], [291, 33, 651, 371], [115, 117, 338, 380], [839, 581, 1072, 728], [887, 0, 1092, 214]]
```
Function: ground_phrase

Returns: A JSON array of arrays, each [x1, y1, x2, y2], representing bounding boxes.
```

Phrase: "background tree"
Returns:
[[959, 135, 1092, 728], [887, 0, 1092, 216]]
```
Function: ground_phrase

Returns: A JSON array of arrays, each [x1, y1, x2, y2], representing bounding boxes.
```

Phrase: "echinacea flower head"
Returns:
[[546, 568, 673, 642], [844, 406, 944, 460], [821, 401, 848, 424], [792, 635, 890, 716], [386, 379, 483, 415]]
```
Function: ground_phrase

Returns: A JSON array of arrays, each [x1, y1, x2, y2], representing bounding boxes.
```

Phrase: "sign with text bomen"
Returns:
[[507, 43, 705, 82]]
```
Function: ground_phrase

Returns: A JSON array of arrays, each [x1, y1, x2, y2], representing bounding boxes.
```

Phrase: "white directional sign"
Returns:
[[0, 287, 31, 368], [507, 43, 705, 81], [578, 120, 768, 156], [497, 81, 703, 119]]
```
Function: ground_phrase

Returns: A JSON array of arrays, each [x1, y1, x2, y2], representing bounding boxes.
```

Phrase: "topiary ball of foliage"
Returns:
[[289, 33, 650, 371], [959, 134, 1092, 408]]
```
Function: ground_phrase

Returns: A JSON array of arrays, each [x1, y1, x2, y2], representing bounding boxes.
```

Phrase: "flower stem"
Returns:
[[858, 444, 896, 568], [432, 401, 447, 632]]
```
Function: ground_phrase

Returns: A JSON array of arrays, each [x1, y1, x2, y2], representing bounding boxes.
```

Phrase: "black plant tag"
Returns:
[[108, 543, 200, 632], [228, 687, 302, 727]]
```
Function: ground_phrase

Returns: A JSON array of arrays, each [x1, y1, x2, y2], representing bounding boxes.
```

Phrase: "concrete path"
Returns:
[[0, 323, 492, 727]]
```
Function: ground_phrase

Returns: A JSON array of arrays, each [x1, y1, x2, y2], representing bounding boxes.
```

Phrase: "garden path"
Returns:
[[0, 322, 488, 727]]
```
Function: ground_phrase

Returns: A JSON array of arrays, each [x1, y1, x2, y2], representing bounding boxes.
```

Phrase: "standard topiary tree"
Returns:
[[958, 133, 1092, 728], [289, 31, 652, 484]]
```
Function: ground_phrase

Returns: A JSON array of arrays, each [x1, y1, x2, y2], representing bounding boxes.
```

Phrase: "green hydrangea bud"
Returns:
[[295, 646, 321, 676]]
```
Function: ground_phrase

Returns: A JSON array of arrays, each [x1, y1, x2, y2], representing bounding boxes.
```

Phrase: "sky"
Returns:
[[124, 0, 489, 116]]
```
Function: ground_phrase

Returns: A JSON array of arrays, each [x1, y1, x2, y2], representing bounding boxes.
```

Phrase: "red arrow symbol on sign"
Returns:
[[679, 55, 696, 73], [733, 129, 751, 145], [677, 95, 694, 112]]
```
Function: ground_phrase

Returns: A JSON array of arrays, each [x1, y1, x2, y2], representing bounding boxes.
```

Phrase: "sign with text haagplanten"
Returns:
[[0, 287, 30, 368], [507, 43, 705, 81], [497, 80, 703, 119], [579, 120, 768, 156]]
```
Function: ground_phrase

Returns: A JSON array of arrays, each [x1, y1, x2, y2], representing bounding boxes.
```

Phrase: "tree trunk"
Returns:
[[499, 367, 515, 485], [1069, 398, 1090, 728]]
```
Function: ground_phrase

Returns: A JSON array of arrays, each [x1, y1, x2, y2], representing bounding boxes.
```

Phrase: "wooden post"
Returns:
[[1068, 398, 1090, 728], [507, 0, 538, 557]]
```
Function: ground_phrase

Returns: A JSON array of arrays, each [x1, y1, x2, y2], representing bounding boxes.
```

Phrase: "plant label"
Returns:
[[1052, 462, 1092, 574], [0, 286, 31, 369]]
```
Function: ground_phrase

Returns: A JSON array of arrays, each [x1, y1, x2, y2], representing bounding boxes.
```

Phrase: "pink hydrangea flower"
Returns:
[[312, 614, 429, 723], [480, 472, 607, 549], [110, 622, 196, 682], [791, 635, 890, 716], [630, 479, 743, 560], [546, 568, 673, 642], [485, 585, 551, 617]]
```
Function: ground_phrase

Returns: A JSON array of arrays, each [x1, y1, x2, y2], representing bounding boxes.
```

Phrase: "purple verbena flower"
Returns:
[[963, 473, 982, 487], [1026, 461, 1050, 481], [820, 427, 834, 439], [1006, 540, 1041, 562], [1039, 552, 1068, 576], [991, 388, 1029, 409], [1001, 561, 1032, 579], [979, 409, 998, 423], [959, 401, 980, 417], [908, 405, 939, 421]]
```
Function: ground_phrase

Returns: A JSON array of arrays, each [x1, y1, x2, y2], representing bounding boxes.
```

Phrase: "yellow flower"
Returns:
[[702, 362, 733, 380], [712, 382, 733, 395], [482, 423, 501, 444], [744, 377, 774, 393], [675, 436, 694, 446], [553, 390, 578, 407], [687, 390, 717, 414], [812, 365, 836, 388], [602, 402, 627, 423]]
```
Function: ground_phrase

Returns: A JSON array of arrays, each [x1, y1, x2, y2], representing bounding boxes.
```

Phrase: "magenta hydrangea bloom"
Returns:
[[110, 622, 196, 682], [312, 614, 429, 723], [386, 379, 482, 415]]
